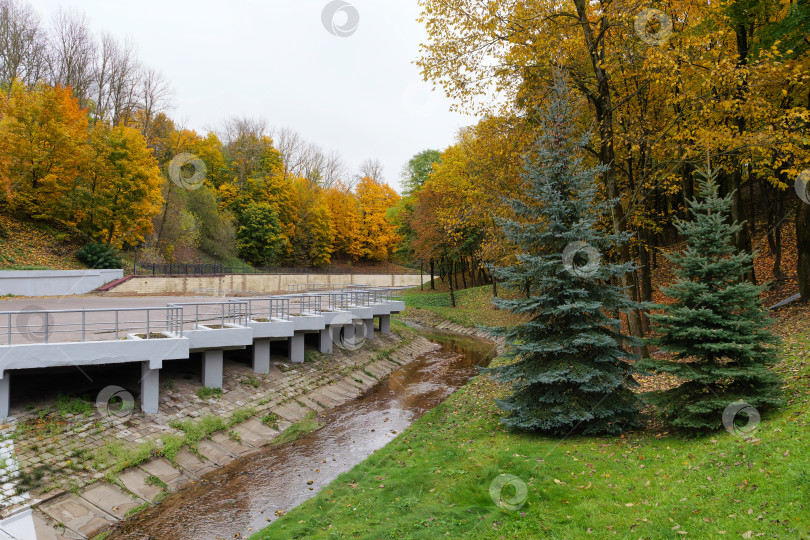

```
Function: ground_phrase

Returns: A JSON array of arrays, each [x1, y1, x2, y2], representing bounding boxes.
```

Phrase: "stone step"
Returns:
[[138, 457, 193, 492], [174, 448, 217, 478], [197, 439, 238, 467], [39, 493, 117, 538], [79, 481, 144, 520], [117, 467, 164, 502]]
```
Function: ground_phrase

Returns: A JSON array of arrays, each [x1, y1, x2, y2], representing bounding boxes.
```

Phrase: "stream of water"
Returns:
[[108, 330, 495, 540]]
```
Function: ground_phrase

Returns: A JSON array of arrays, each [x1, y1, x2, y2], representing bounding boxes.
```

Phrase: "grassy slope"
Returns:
[[253, 286, 810, 539]]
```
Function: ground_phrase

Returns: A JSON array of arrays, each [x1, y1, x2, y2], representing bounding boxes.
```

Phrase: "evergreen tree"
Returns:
[[486, 76, 641, 436], [638, 170, 782, 431]]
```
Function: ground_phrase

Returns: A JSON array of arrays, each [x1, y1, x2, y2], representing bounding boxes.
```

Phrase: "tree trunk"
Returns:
[[460, 259, 467, 289], [430, 259, 436, 289], [731, 167, 755, 283], [573, 0, 646, 355], [638, 229, 653, 334], [448, 260, 456, 307], [420, 262, 423, 291], [799, 199, 810, 301]]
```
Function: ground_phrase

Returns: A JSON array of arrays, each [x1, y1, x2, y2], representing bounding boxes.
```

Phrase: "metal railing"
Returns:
[[287, 295, 322, 316], [193, 287, 266, 297], [287, 283, 341, 293], [311, 291, 352, 311], [167, 301, 249, 330], [347, 290, 374, 306], [232, 297, 291, 321], [0, 306, 183, 345]]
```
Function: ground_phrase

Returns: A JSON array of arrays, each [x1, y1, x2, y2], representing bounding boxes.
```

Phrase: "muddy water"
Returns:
[[109, 330, 496, 540]]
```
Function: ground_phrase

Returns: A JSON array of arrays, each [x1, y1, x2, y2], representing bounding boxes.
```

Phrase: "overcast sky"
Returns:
[[28, 0, 473, 192]]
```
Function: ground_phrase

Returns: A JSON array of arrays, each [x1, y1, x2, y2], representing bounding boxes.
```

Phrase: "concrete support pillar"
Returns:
[[202, 349, 223, 388], [0, 375, 9, 420], [364, 318, 375, 340], [343, 322, 356, 343], [289, 333, 305, 363], [379, 314, 391, 335], [252, 340, 271, 374], [319, 328, 333, 354], [140, 362, 159, 414]]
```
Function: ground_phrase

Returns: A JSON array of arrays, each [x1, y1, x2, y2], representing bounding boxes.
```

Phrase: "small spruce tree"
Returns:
[[486, 76, 641, 436], [638, 170, 782, 430]]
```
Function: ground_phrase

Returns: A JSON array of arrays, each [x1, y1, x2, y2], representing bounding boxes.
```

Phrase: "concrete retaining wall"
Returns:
[[0, 270, 124, 297], [106, 273, 422, 296]]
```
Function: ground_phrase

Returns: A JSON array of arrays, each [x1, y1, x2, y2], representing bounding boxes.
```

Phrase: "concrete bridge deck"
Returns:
[[0, 288, 406, 419]]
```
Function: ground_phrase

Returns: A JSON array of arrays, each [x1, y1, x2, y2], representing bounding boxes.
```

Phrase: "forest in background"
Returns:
[[0, 0, 402, 269], [391, 0, 810, 328]]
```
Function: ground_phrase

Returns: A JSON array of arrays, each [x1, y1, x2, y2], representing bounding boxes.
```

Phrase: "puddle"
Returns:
[[109, 329, 495, 539]]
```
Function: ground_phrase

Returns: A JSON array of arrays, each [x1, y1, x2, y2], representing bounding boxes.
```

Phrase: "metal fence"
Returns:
[[134, 263, 418, 276], [0, 306, 183, 345]]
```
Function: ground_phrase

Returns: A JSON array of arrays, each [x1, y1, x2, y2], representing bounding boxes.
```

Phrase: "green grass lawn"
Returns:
[[251, 287, 810, 539]]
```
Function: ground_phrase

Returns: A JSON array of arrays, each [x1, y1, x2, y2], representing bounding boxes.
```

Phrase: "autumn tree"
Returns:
[[0, 82, 89, 219], [325, 181, 363, 261], [79, 123, 163, 246], [356, 175, 400, 262]]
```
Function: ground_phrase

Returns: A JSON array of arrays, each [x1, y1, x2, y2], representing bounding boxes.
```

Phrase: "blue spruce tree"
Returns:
[[486, 76, 641, 435], [638, 170, 782, 431]]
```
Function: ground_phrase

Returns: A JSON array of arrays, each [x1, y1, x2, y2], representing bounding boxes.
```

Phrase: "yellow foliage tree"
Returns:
[[81, 123, 164, 246], [355, 176, 400, 261], [0, 82, 90, 220], [325, 181, 363, 261]]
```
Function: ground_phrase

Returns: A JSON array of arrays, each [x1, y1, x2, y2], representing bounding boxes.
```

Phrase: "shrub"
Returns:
[[76, 243, 122, 269]]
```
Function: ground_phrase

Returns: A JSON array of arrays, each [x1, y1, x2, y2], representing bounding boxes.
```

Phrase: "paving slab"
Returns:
[[210, 431, 259, 457], [323, 384, 357, 400], [303, 388, 340, 407], [138, 458, 193, 492], [118, 466, 164, 502], [79, 481, 144, 520], [349, 370, 377, 386], [272, 401, 311, 422], [295, 395, 326, 411], [230, 417, 284, 447], [29, 508, 84, 540], [38, 493, 117, 538], [311, 388, 346, 407], [335, 379, 364, 395], [197, 439, 236, 467], [174, 448, 217, 478]]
